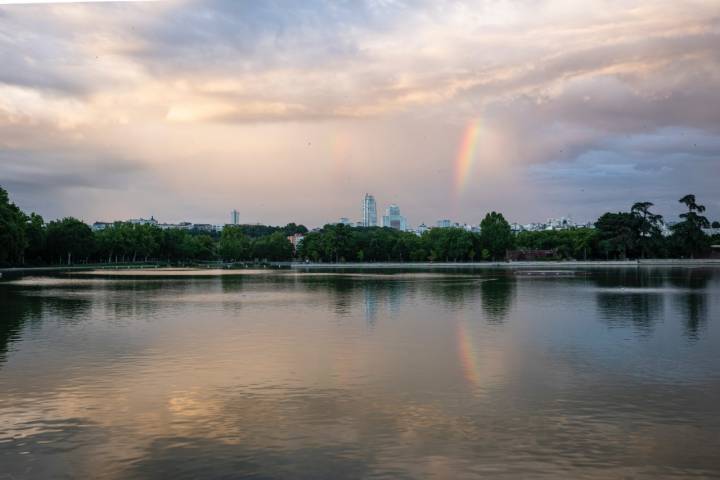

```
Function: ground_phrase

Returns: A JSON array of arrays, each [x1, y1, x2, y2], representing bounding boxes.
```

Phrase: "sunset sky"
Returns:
[[1, 0, 718, 227]]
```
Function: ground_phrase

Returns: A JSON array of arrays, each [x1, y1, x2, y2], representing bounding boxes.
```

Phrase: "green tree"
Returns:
[[180, 234, 215, 260], [595, 212, 640, 259], [671, 194, 710, 258], [252, 231, 293, 261], [630, 201, 663, 258], [218, 225, 251, 261], [479, 212, 514, 260], [0, 186, 28, 265], [282, 223, 308, 236], [46, 217, 95, 265], [516, 228, 599, 260], [133, 224, 160, 262], [24, 213, 46, 264]]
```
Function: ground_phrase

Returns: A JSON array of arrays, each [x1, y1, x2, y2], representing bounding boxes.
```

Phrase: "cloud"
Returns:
[[0, 0, 718, 224]]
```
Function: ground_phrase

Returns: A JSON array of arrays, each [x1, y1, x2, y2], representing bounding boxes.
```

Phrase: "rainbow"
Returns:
[[456, 321, 480, 388], [454, 119, 482, 194]]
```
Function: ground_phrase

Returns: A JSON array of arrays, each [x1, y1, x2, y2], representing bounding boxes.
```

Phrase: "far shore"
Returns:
[[3, 259, 720, 279], [288, 259, 720, 269]]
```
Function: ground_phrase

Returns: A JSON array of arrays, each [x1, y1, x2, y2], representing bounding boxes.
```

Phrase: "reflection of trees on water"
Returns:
[[596, 292, 662, 336], [479, 277, 516, 324], [219, 275, 245, 293], [289, 275, 414, 324], [0, 285, 92, 365], [424, 278, 477, 308], [677, 293, 707, 340], [295, 274, 519, 326], [593, 267, 717, 340], [668, 268, 714, 341], [594, 270, 662, 335]]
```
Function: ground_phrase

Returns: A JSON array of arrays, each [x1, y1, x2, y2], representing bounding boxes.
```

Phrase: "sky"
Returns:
[[0, 0, 718, 227]]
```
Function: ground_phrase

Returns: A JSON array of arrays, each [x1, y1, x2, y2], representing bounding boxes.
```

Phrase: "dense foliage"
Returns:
[[298, 213, 514, 262], [0, 186, 304, 266], [0, 186, 717, 266]]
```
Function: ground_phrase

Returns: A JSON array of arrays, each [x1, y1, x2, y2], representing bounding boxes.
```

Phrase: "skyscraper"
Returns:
[[231, 209, 239, 225], [362, 194, 377, 227], [382, 204, 407, 231]]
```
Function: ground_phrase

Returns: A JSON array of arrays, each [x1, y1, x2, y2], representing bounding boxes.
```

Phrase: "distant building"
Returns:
[[362, 194, 377, 227], [287, 233, 304, 252], [436, 219, 452, 228], [128, 216, 158, 226], [338, 217, 353, 226], [415, 223, 429, 235], [382, 204, 407, 231], [231, 209, 240, 225], [158, 221, 192, 230], [92, 217, 221, 232], [92, 221, 113, 232]]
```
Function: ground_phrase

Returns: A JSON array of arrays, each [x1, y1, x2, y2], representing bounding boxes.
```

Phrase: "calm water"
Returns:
[[1, 267, 719, 479]]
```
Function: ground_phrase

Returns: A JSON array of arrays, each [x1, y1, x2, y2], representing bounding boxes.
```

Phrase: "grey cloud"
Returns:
[[0, 149, 149, 214], [127, 0, 401, 74], [0, 0, 718, 225]]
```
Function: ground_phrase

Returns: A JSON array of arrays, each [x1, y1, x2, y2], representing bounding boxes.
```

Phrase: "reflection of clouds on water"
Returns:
[[1, 269, 720, 478], [5, 373, 718, 479]]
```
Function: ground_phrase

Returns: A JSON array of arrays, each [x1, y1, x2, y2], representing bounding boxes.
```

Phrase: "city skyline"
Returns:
[[84, 190, 715, 233], [0, 1, 718, 226]]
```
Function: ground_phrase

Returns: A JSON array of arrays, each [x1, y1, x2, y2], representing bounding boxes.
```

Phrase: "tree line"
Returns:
[[1, 186, 718, 267], [0, 187, 307, 266], [298, 197, 717, 262]]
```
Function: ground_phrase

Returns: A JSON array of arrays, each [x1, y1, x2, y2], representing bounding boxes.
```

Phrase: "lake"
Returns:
[[1, 267, 719, 479]]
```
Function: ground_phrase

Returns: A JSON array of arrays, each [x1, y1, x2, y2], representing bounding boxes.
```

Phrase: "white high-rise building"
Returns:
[[231, 209, 240, 225], [382, 204, 407, 231], [362, 194, 377, 227]]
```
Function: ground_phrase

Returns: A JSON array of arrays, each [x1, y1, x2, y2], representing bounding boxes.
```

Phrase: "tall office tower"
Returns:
[[382, 204, 407, 231], [231, 209, 240, 225], [362, 194, 377, 227]]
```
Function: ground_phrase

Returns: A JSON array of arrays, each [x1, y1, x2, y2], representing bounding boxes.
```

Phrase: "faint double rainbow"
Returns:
[[454, 119, 482, 196]]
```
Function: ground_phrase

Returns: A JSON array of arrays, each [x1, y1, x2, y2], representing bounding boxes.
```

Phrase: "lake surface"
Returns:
[[1, 267, 719, 479]]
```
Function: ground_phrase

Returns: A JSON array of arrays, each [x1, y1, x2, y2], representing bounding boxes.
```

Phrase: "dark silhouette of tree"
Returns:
[[0, 186, 28, 265], [595, 212, 640, 259], [671, 194, 710, 258], [630, 201, 664, 258], [479, 212, 514, 260], [45, 218, 95, 265]]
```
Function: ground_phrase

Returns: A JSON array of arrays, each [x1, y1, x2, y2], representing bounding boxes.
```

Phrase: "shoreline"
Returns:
[[3, 259, 720, 279], [287, 259, 720, 269]]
